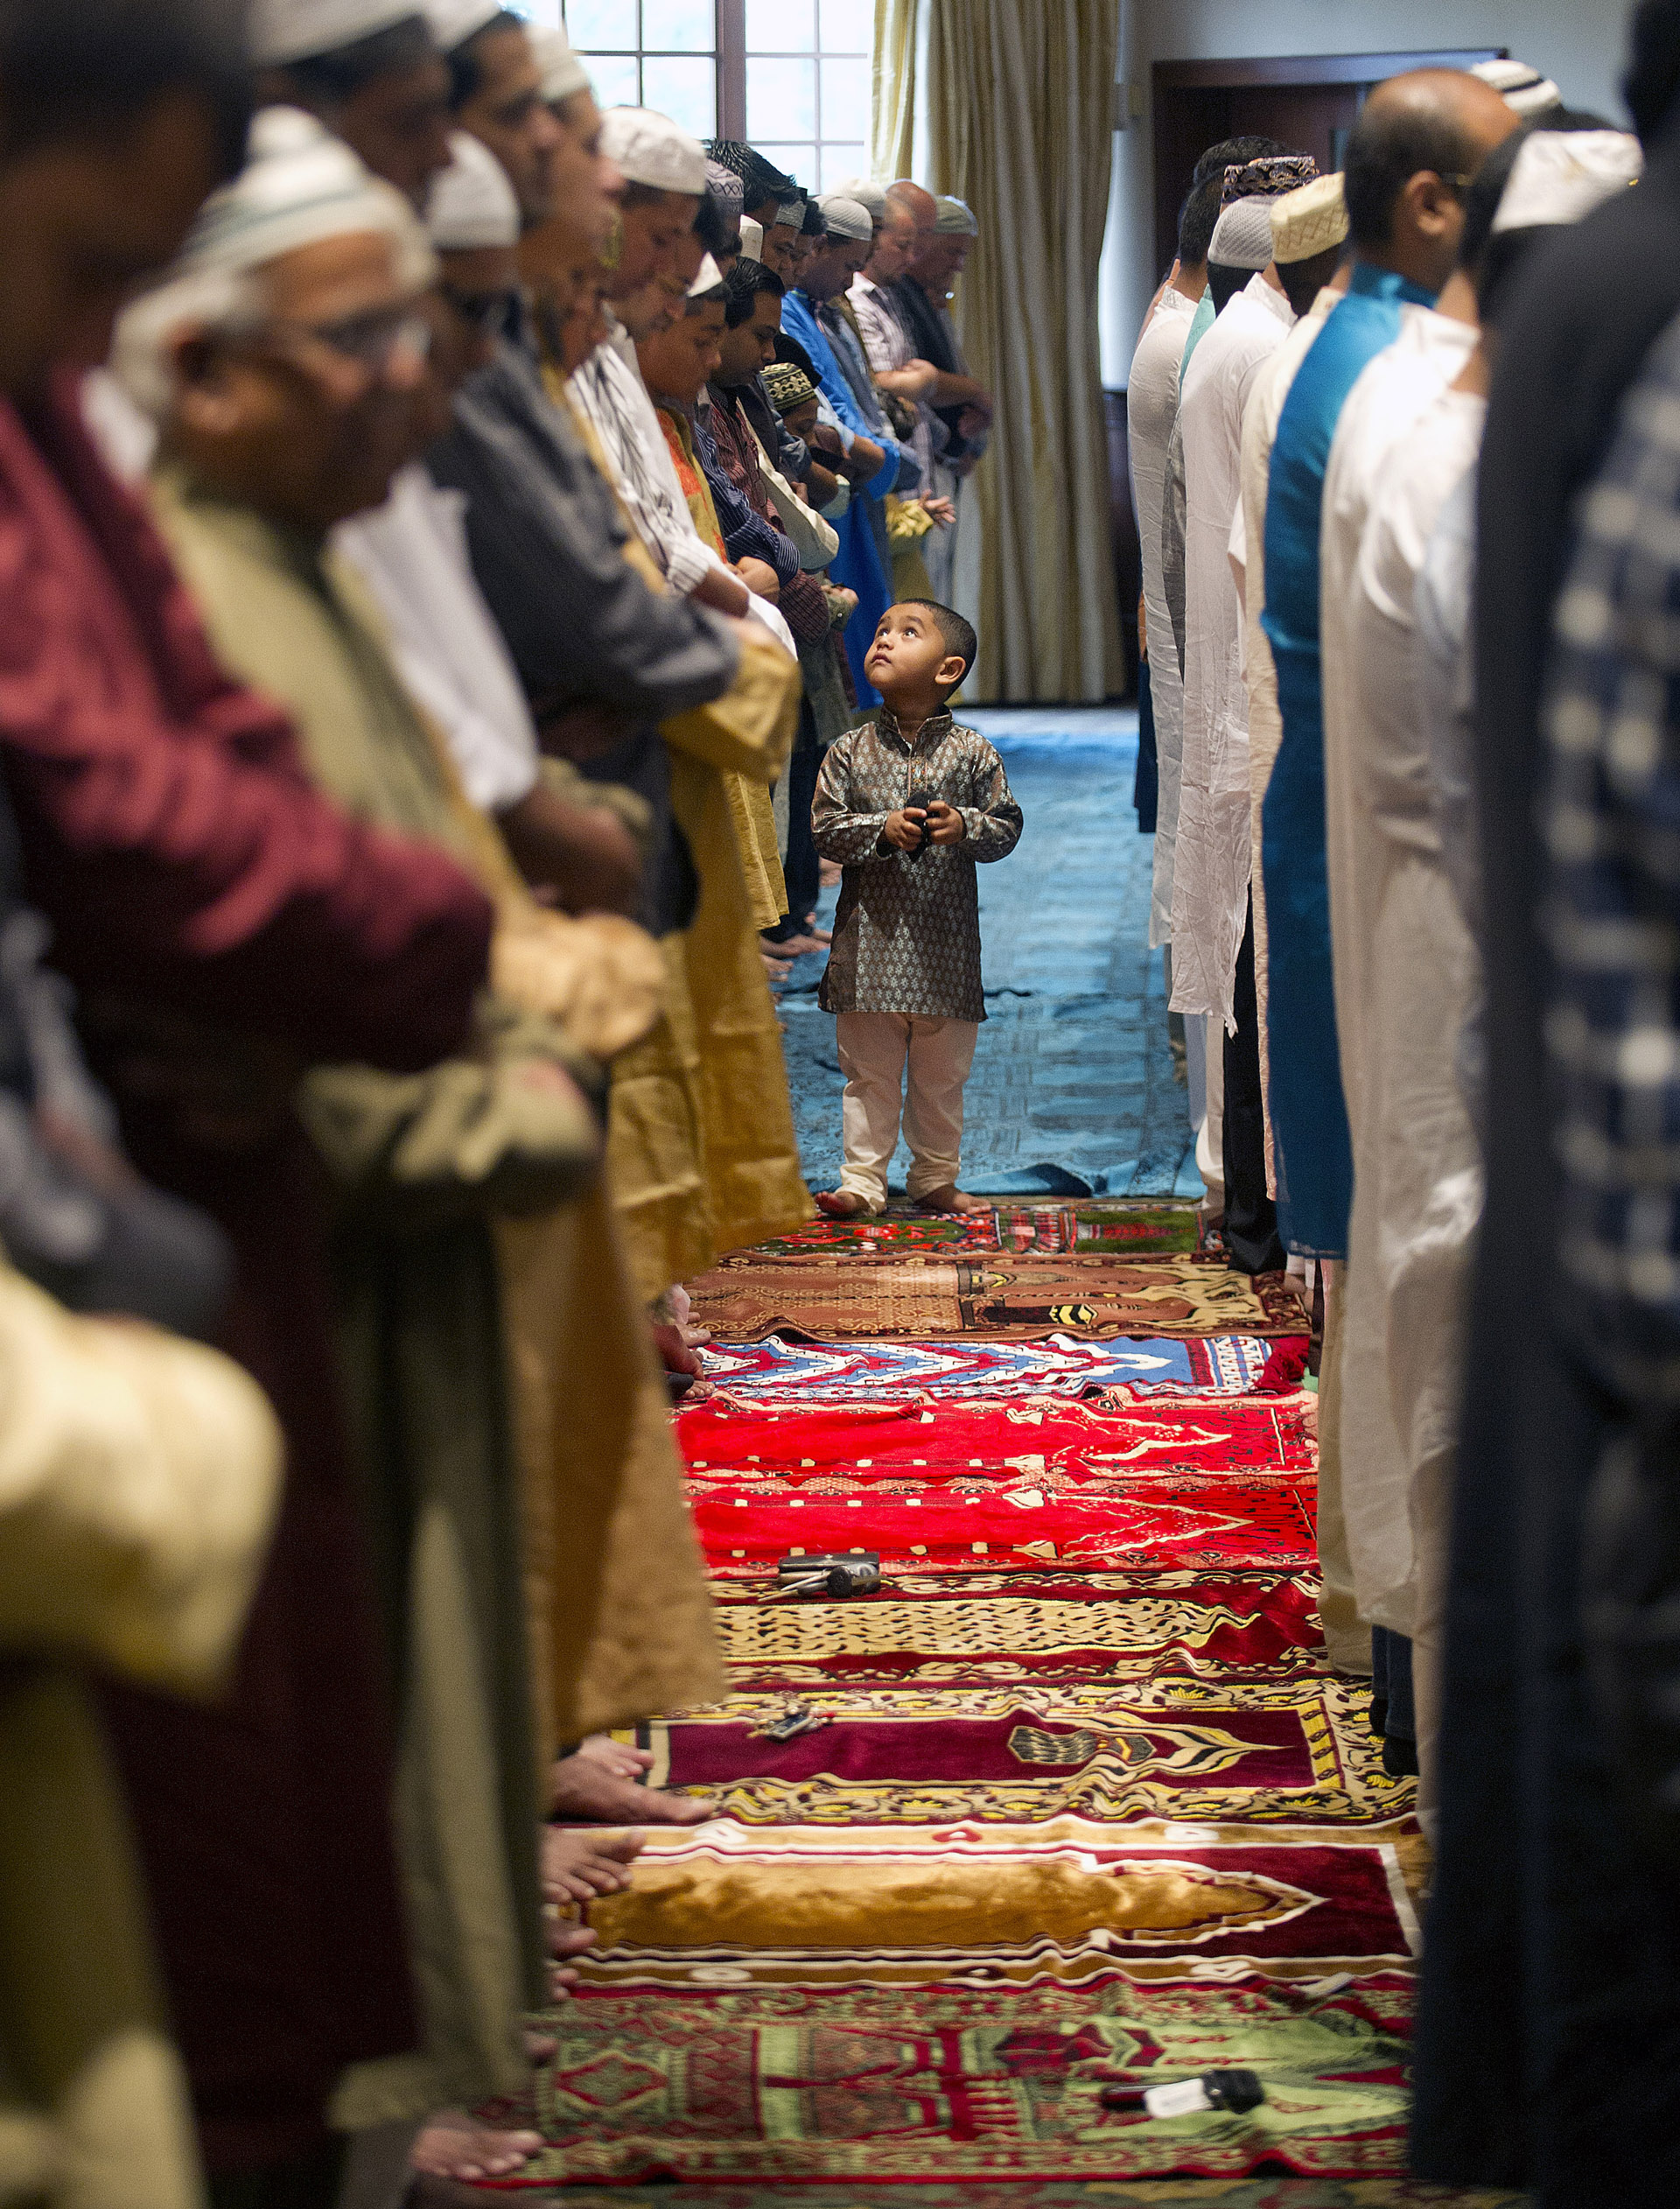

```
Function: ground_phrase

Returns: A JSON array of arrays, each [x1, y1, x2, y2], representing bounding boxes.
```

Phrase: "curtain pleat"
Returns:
[[880, 0, 1123, 704]]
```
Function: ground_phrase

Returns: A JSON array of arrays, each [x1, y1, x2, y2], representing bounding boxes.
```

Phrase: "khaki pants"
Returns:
[[835, 1011, 979, 1211]]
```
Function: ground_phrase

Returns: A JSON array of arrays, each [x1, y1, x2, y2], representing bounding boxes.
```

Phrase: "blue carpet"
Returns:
[[776, 706, 1200, 1199]]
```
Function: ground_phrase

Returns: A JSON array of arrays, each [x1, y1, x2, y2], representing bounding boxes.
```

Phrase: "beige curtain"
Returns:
[[877, 0, 1124, 704]]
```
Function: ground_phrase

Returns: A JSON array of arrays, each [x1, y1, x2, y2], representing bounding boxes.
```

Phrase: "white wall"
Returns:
[[1098, 0, 1632, 382]]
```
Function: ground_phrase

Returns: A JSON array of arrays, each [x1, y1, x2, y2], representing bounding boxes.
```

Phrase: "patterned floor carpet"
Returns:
[[513, 1203, 1496, 2198], [775, 710, 1200, 1200]]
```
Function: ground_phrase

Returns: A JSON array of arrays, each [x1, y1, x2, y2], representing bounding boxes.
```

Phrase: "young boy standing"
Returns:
[[811, 600, 1023, 1217]]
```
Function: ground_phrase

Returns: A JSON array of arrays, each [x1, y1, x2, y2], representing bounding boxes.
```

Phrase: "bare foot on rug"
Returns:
[[816, 1188, 872, 1218], [550, 1748, 715, 1825], [915, 1183, 990, 1214], [542, 1825, 644, 1904], [410, 2110, 542, 2184], [650, 1318, 703, 1377]]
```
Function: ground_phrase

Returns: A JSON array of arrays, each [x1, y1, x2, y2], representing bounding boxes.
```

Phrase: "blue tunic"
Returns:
[[781, 288, 900, 706], [1179, 288, 1215, 379], [1258, 262, 1436, 1257]]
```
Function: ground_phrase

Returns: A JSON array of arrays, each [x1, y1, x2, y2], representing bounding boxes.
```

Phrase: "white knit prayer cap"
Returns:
[[1491, 128, 1643, 235], [426, 130, 518, 249], [816, 193, 872, 242], [933, 194, 977, 235], [738, 215, 764, 262], [1208, 194, 1275, 270], [830, 177, 887, 222], [1270, 172, 1348, 263], [116, 109, 436, 417], [1472, 57, 1564, 118], [528, 24, 592, 105], [424, 0, 504, 54], [598, 107, 709, 195], [251, 0, 422, 67], [687, 251, 724, 298]]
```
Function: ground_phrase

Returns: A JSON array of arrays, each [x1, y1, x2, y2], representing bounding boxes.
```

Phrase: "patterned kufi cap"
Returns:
[[705, 160, 745, 219], [1221, 152, 1317, 207], [761, 360, 816, 413], [1270, 172, 1348, 263]]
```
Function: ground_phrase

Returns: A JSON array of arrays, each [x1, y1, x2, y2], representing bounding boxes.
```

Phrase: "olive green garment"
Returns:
[[150, 473, 578, 2116]]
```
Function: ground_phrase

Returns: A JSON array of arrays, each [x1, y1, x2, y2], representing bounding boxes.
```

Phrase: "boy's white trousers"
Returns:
[[834, 1012, 979, 1211]]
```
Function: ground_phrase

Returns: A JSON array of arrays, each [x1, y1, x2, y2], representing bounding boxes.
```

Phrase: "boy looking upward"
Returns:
[[812, 600, 1022, 1217]]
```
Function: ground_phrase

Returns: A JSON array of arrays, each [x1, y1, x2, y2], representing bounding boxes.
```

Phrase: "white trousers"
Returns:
[[835, 1011, 979, 1210]]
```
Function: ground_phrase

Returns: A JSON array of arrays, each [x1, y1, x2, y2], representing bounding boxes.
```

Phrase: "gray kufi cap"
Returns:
[[817, 193, 872, 242], [1208, 195, 1276, 270], [830, 176, 887, 221], [934, 194, 977, 235]]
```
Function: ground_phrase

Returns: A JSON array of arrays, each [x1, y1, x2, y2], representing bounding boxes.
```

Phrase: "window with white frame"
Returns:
[[527, 0, 872, 199], [743, 0, 871, 196]]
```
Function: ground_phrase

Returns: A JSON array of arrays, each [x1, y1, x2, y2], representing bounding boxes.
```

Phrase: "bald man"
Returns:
[[888, 179, 992, 597], [1256, 68, 1516, 1710]]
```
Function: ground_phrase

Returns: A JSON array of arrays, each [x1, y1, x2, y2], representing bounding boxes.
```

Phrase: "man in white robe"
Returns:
[[1336, 124, 1642, 1825]]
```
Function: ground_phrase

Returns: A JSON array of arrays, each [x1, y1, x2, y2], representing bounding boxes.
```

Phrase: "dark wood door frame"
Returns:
[[1151, 48, 1505, 277]]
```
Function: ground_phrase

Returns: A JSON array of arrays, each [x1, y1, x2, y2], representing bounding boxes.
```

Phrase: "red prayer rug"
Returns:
[[749, 1203, 1204, 1259]]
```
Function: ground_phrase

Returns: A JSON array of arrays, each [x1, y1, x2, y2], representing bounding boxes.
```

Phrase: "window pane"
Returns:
[[582, 49, 641, 104], [745, 0, 814, 50], [641, 53, 716, 135], [820, 142, 867, 192], [746, 56, 815, 140], [818, 0, 871, 51], [756, 144, 816, 193], [642, 0, 713, 51], [564, 0, 634, 46], [819, 54, 869, 139]]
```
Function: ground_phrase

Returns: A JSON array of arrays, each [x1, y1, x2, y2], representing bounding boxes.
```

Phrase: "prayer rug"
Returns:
[[696, 1333, 1280, 1398], [688, 1254, 1309, 1342], [710, 1571, 1326, 1692], [527, 2184, 1526, 2206], [751, 1203, 1204, 1259], [570, 1822, 1418, 1976], [640, 1679, 1405, 1827], [513, 1966, 1423, 2184]]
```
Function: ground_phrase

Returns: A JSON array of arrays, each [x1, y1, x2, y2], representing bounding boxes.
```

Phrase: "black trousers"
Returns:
[[1222, 891, 1286, 1275], [764, 698, 822, 939]]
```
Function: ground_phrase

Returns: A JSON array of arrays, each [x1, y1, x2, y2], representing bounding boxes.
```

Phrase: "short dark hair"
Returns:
[[1206, 260, 1250, 313], [1343, 95, 1482, 252], [724, 256, 785, 327], [801, 200, 826, 238], [267, 13, 432, 104], [1178, 172, 1224, 265], [694, 185, 731, 256], [446, 8, 521, 107], [898, 598, 977, 685], [1192, 134, 1289, 187], [774, 329, 821, 383], [0, 0, 250, 174]]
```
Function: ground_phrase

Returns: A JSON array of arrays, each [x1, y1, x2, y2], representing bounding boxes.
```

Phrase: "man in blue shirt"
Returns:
[[1260, 68, 1517, 1263], [781, 193, 909, 703]]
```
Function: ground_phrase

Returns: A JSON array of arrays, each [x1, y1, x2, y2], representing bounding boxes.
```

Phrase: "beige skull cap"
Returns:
[[738, 215, 764, 262], [250, 0, 420, 67], [598, 106, 709, 195], [934, 194, 978, 235], [1270, 171, 1348, 264], [424, 0, 503, 53], [528, 24, 592, 105]]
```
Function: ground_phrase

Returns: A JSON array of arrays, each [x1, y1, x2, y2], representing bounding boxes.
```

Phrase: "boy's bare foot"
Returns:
[[410, 2110, 543, 2184], [914, 1184, 990, 1214], [816, 1189, 872, 1218], [650, 1319, 703, 1377], [550, 1742, 715, 1825], [542, 1826, 644, 1905]]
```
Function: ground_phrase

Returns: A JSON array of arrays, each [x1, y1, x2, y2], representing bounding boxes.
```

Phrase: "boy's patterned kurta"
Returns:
[[812, 706, 1023, 1020]]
